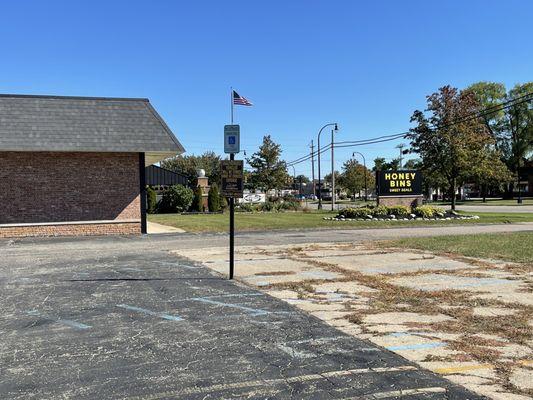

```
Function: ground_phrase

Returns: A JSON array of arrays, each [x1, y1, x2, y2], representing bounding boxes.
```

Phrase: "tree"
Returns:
[[246, 135, 288, 193], [159, 185, 193, 213], [465, 82, 507, 141], [504, 83, 533, 197], [339, 159, 375, 200], [295, 174, 310, 184], [146, 186, 157, 214], [467, 81, 532, 198], [402, 159, 421, 169], [162, 151, 222, 186], [407, 85, 510, 210], [191, 186, 204, 212], [208, 184, 221, 212], [324, 171, 342, 185], [372, 157, 400, 172]]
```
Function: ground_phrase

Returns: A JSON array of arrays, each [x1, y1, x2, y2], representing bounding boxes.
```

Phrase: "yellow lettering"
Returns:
[[391, 173, 398, 180], [390, 181, 395, 188], [397, 173, 404, 180], [407, 180, 412, 187], [385, 173, 391, 180], [410, 173, 416, 179], [399, 180, 406, 187]]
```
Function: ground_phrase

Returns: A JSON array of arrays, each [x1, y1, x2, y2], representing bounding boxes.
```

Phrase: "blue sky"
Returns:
[[1, 0, 531, 177]]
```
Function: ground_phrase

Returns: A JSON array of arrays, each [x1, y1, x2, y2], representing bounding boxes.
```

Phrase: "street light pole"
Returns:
[[310, 140, 315, 199], [317, 123, 338, 210], [352, 151, 368, 202], [331, 128, 340, 211]]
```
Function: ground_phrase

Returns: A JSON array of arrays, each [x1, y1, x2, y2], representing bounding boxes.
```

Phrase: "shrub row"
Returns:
[[150, 184, 228, 214], [338, 204, 444, 219], [236, 200, 302, 213]]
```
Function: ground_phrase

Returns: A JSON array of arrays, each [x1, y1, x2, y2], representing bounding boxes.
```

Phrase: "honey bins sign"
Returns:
[[377, 170, 423, 196]]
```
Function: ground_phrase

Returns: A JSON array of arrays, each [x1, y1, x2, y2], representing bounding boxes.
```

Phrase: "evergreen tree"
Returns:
[[246, 135, 288, 193], [191, 186, 204, 212], [146, 186, 157, 214], [208, 184, 221, 212]]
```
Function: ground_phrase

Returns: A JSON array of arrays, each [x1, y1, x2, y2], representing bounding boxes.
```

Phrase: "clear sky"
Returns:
[[1, 0, 531, 177]]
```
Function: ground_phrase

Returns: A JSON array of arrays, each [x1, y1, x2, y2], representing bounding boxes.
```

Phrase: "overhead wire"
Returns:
[[285, 92, 533, 167]]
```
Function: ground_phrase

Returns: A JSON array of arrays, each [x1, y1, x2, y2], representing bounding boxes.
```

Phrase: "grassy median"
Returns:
[[148, 210, 533, 233], [379, 231, 533, 263]]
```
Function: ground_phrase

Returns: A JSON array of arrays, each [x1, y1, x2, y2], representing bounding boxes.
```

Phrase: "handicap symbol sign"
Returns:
[[228, 136, 236, 145]]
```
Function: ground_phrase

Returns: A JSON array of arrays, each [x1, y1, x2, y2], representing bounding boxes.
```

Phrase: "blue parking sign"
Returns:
[[224, 125, 240, 154]]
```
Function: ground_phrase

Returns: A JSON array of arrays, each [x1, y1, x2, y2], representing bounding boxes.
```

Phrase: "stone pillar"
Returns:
[[196, 169, 210, 211]]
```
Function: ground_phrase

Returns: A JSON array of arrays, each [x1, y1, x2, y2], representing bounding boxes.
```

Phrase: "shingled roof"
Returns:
[[0, 94, 185, 165]]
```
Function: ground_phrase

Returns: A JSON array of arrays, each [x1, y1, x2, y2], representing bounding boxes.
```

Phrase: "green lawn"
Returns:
[[431, 198, 533, 206], [148, 210, 533, 233], [379, 231, 533, 263]]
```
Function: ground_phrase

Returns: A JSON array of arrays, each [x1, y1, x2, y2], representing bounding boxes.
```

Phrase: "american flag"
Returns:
[[233, 90, 253, 106]]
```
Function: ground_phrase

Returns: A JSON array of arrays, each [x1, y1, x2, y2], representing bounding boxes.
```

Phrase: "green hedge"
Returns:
[[236, 200, 302, 213], [339, 204, 445, 219]]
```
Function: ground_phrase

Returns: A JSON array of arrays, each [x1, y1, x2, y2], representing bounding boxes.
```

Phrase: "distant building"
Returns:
[[0, 94, 184, 237]]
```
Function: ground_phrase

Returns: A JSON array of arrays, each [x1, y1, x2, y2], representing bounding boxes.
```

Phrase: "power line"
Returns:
[[285, 92, 532, 167]]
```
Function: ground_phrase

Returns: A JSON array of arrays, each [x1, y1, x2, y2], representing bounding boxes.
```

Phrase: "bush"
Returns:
[[340, 207, 373, 218], [258, 201, 278, 212], [236, 202, 254, 212], [146, 186, 157, 214], [387, 205, 411, 218], [279, 200, 301, 211], [191, 186, 204, 212], [372, 205, 389, 217], [219, 195, 228, 211], [413, 205, 444, 218], [159, 184, 194, 213], [208, 184, 221, 212]]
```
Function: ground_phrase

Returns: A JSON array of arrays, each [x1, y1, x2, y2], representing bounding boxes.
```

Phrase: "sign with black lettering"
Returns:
[[377, 170, 422, 196], [221, 160, 244, 198]]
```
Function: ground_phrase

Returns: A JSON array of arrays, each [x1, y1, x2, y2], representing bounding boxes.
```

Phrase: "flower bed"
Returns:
[[325, 205, 478, 222]]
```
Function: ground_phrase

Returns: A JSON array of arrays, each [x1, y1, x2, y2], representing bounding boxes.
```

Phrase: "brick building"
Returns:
[[0, 94, 184, 238]]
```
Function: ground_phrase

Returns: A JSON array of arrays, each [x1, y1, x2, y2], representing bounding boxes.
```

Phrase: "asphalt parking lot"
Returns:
[[0, 235, 485, 399]]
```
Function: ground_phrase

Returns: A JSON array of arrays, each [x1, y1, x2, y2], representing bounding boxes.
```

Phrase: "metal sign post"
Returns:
[[222, 128, 244, 279]]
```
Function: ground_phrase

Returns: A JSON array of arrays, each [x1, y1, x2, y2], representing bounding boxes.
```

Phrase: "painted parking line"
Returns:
[[191, 297, 273, 316], [386, 342, 446, 351], [433, 364, 493, 374], [127, 365, 418, 399], [26, 310, 91, 330], [201, 293, 264, 299], [433, 359, 533, 375], [154, 261, 199, 270], [116, 304, 183, 321], [368, 387, 446, 399]]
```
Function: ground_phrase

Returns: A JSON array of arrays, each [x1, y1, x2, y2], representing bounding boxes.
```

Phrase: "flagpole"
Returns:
[[230, 87, 234, 124]]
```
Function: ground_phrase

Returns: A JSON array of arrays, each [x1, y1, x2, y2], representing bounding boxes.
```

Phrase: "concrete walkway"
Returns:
[[147, 221, 186, 234]]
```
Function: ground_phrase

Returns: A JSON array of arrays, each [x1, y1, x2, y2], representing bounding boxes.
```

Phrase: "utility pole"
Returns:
[[331, 129, 335, 211], [397, 143, 405, 169], [310, 140, 315, 199]]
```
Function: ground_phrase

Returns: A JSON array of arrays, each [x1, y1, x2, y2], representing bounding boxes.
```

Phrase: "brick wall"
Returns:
[[378, 196, 423, 208], [0, 222, 140, 238], [0, 151, 141, 237]]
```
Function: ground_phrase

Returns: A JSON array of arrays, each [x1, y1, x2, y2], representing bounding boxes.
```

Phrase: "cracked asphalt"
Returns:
[[0, 235, 488, 399]]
